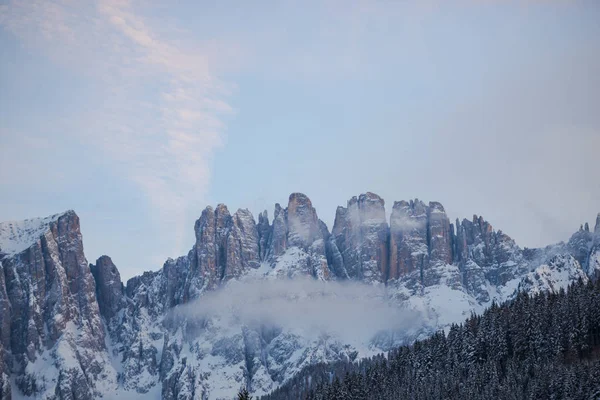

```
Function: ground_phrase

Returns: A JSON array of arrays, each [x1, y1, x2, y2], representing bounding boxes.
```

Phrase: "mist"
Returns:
[[170, 277, 425, 345]]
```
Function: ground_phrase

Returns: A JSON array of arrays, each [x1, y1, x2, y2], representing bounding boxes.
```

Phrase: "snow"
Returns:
[[4, 205, 599, 400], [103, 385, 162, 400], [519, 255, 588, 295], [587, 248, 600, 277], [0, 212, 67, 255]]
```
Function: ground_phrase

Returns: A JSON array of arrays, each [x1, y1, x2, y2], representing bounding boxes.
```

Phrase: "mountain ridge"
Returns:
[[0, 193, 598, 399]]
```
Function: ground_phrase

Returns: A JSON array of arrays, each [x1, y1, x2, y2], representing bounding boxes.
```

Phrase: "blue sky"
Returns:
[[1, 0, 599, 279]]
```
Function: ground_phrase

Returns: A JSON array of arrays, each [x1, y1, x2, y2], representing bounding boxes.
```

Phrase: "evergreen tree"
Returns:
[[237, 387, 252, 400], [262, 280, 600, 400]]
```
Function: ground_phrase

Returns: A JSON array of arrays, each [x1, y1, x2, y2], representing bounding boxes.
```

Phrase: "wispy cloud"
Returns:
[[0, 0, 233, 254], [171, 277, 423, 345]]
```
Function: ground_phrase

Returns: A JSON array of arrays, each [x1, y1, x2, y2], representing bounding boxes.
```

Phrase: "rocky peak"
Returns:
[[257, 210, 271, 260], [90, 255, 125, 321], [228, 208, 261, 274], [286, 193, 322, 249], [456, 215, 493, 267], [388, 199, 429, 281], [426, 201, 454, 267], [0, 210, 109, 398], [586, 214, 600, 279], [568, 224, 594, 268], [332, 193, 389, 283], [258, 194, 334, 279], [267, 203, 288, 258], [3, 203, 600, 400], [191, 205, 262, 292], [357, 192, 386, 222], [193, 205, 220, 291], [215, 204, 232, 236], [456, 213, 525, 289]]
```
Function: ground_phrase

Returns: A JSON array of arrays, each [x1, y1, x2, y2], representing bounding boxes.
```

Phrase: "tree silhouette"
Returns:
[[237, 387, 252, 400]]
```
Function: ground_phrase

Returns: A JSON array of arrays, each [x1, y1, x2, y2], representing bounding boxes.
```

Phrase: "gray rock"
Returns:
[[267, 203, 287, 259], [0, 211, 108, 399], [1, 199, 599, 400], [388, 199, 429, 282], [331, 193, 389, 283], [257, 211, 271, 261], [91, 255, 126, 321]]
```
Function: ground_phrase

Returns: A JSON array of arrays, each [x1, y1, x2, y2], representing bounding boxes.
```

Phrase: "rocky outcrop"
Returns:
[[518, 254, 589, 295], [0, 211, 112, 399], [388, 199, 429, 283], [586, 214, 600, 279], [257, 211, 271, 261], [91, 255, 126, 321], [264, 194, 332, 279], [286, 193, 322, 249], [1, 197, 599, 400], [567, 225, 593, 268], [332, 193, 389, 283], [427, 202, 454, 266], [152, 205, 264, 304], [267, 204, 287, 259], [454, 215, 525, 284]]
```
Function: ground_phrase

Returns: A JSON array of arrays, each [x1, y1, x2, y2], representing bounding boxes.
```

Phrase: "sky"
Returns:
[[0, 0, 599, 280]]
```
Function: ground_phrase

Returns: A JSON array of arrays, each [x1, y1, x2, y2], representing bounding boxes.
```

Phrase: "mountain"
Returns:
[[262, 279, 600, 400], [0, 193, 598, 399]]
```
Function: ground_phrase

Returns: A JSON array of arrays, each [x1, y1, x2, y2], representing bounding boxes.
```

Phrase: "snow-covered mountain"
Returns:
[[0, 193, 598, 400]]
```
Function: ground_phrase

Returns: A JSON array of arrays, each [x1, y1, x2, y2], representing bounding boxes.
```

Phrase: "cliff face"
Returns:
[[332, 193, 389, 283], [0, 211, 114, 400], [1, 195, 599, 399], [260, 193, 332, 280]]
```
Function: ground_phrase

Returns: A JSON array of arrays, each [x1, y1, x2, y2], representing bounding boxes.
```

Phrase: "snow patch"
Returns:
[[0, 212, 69, 255]]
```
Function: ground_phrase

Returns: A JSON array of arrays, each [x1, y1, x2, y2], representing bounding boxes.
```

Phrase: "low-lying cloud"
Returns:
[[171, 278, 424, 345]]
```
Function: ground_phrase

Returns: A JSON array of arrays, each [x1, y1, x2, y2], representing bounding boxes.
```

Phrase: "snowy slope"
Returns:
[[1, 198, 599, 400], [0, 212, 66, 255]]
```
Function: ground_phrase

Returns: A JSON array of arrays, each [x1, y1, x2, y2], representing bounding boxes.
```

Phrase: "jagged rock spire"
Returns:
[[332, 192, 388, 283], [90, 255, 125, 321]]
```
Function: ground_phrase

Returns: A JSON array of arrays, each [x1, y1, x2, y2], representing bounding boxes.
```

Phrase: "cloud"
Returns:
[[0, 0, 233, 255], [171, 277, 423, 344], [390, 215, 427, 233]]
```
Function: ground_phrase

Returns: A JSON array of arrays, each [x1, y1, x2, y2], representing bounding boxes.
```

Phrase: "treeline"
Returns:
[[262, 279, 600, 400]]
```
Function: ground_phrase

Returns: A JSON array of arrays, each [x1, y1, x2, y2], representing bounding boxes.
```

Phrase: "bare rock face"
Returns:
[[193, 205, 222, 292], [388, 199, 429, 282], [1, 198, 599, 400], [332, 193, 389, 283], [586, 214, 600, 279], [286, 193, 321, 249], [387, 199, 456, 287], [455, 215, 525, 285], [427, 202, 454, 266], [267, 203, 288, 259], [259, 193, 333, 280], [188, 205, 261, 296], [257, 211, 271, 260], [0, 211, 110, 399], [120, 205, 264, 320], [452, 214, 528, 303], [90, 255, 126, 321], [567, 225, 593, 269], [265, 193, 333, 279]]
